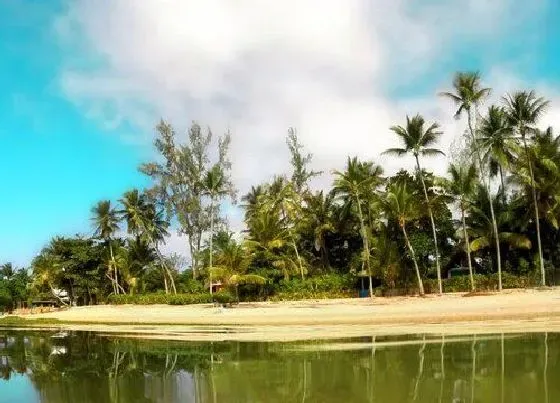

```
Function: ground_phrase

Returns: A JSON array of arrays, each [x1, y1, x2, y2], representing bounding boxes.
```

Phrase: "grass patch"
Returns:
[[0, 316, 61, 327]]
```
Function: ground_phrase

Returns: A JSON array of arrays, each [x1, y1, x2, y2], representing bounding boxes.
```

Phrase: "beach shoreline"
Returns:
[[6, 288, 560, 341]]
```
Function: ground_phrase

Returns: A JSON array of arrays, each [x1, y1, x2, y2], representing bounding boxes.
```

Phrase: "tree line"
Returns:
[[2, 71, 559, 308]]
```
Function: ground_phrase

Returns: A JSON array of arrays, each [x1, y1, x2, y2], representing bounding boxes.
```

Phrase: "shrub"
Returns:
[[269, 274, 356, 301], [108, 293, 213, 305], [212, 290, 235, 305]]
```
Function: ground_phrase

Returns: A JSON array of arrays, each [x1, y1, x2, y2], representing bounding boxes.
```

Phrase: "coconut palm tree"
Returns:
[[333, 157, 384, 298], [264, 176, 307, 279], [210, 240, 267, 301], [440, 71, 503, 290], [477, 105, 516, 200], [91, 200, 122, 294], [303, 191, 335, 270], [384, 114, 445, 294], [0, 263, 15, 280], [446, 163, 478, 291], [203, 164, 229, 294], [119, 189, 147, 238], [381, 182, 425, 295], [468, 186, 531, 260], [503, 90, 549, 286]]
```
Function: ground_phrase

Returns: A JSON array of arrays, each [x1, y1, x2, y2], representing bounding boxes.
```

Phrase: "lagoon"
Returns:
[[0, 330, 557, 402]]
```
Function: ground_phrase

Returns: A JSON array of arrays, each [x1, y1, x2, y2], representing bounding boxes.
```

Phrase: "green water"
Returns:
[[0, 330, 557, 402]]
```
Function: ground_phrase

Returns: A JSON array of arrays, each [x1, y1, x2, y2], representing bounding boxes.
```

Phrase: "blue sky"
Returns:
[[1, 0, 560, 267]]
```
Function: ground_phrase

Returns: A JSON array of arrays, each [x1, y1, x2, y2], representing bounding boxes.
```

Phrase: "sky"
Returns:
[[2, 0, 560, 267]]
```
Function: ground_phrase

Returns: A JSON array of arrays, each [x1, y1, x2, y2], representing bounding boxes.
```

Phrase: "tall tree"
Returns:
[[477, 105, 516, 200], [440, 72, 504, 290], [333, 157, 384, 298], [140, 121, 234, 279], [384, 114, 445, 294], [303, 191, 335, 270], [91, 200, 122, 294], [286, 128, 321, 194], [202, 164, 230, 294], [446, 163, 478, 291], [503, 91, 549, 286], [381, 182, 425, 295]]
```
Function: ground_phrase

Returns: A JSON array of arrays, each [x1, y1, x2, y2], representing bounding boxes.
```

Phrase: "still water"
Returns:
[[0, 330, 557, 402]]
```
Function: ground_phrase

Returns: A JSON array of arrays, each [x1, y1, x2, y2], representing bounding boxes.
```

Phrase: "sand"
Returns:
[[16, 288, 560, 341]]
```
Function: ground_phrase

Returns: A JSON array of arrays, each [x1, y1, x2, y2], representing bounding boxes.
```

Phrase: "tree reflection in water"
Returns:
[[0, 331, 559, 403]]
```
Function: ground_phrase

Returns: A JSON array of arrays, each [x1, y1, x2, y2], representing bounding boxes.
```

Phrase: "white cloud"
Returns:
[[53, 0, 553, 258]]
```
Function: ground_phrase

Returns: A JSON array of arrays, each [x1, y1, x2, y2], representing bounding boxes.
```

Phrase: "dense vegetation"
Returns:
[[3, 71, 560, 310]]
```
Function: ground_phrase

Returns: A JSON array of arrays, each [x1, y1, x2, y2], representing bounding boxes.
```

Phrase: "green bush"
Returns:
[[108, 293, 213, 305], [212, 290, 235, 305], [270, 274, 356, 301], [422, 273, 535, 294]]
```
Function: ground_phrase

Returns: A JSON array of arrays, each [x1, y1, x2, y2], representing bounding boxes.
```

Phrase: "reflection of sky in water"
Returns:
[[0, 374, 38, 403]]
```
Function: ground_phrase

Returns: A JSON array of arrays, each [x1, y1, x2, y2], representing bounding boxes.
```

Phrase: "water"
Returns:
[[0, 330, 557, 402]]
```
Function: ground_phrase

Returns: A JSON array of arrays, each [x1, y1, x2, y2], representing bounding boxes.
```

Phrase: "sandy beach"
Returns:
[[14, 288, 560, 341]]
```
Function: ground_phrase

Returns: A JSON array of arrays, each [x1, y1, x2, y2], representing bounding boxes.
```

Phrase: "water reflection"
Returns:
[[0, 331, 558, 403]]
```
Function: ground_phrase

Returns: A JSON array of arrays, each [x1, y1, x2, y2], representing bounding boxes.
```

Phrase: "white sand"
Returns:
[[19, 288, 560, 341]]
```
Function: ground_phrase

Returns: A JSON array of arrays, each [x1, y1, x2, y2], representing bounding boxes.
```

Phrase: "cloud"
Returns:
[[53, 0, 554, 258]]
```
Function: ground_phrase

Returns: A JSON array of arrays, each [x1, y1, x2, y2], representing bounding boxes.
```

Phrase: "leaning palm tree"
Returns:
[[477, 105, 517, 200], [446, 163, 478, 291], [440, 71, 504, 290], [381, 182, 425, 295], [503, 90, 549, 286], [119, 189, 147, 238], [384, 114, 445, 294], [333, 157, 383, 298], [202, 164, 229, 294], [91, 200, 122, 294]]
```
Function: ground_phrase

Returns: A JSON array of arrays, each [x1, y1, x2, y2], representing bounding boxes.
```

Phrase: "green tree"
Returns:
[[140, 121, 234, 279], [91, 200, 122, 294], [333, 157, 383, 298], [440, 71, 503, 290], [210, 239, 267, 301], [477, 105, 516, 200], [446, 163, 478, 291], [203, 164, 230, 294], [381, 182, 425, 295], [384, 114, 445, 294], [503, 90, 549, 286]]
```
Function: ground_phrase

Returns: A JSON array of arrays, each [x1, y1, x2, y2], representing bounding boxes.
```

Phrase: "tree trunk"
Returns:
[[282, 207, 305, 280], [415, 155, 442, 294], [356, 197, 374, 298], [402, 222, 424, 295], [461, 205, 475, 292], [522, 136, 546, 286], [468, 109, 502, 291], [209, 199, 214, 295], [499, 165, 506, 203], [109, 242, 118, 295]]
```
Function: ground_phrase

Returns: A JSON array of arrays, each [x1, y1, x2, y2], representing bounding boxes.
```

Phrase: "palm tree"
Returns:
[[477, 106, 516, 200], [384, 114, 445, 294], [0, 263, 15, 280], [503, 90, 549, 286], [91, 200, 122, 294], [120, 190, 175, 293], [119, 189, 147, 238], [303, 191, 335, 270], [381, 182, 425, 295], [142, 203, 176, 294], [333, 157, 383, 298], [447, 163, 478, 291], [203, 164, 229, 294], [440, 71, 503, 290], [468, 186, 531, 260], [265, 176, 307, 279], [210, 240, 267, 301]]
